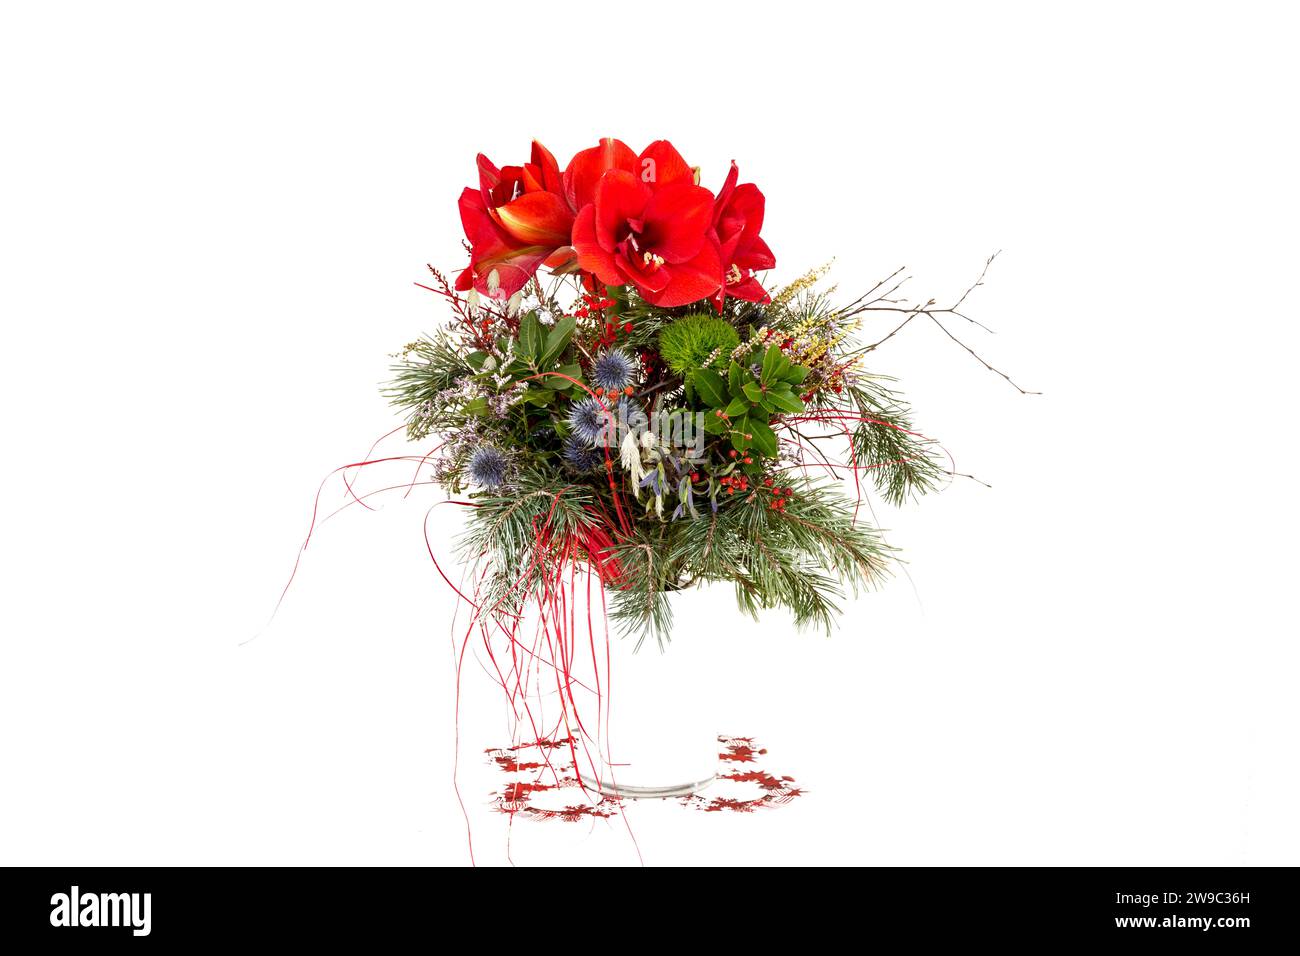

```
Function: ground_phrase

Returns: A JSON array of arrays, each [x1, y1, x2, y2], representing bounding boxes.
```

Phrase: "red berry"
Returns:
[[729, 450, 737, 458], [623, 322, 633, 333]]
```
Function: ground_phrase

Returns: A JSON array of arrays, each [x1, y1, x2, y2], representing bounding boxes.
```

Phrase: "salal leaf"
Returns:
[[730, 415, 752, 452], [728, 361, 746, 398], [541, 315, 576, 367], [518, 311, 543, 363], [742, 381, 764, 404], [760, 345, 789, 384], [702, 412, 729, 435], [694, 368, 728, 407], [746, 417, 778, 458], [766, 386, 805, 414]]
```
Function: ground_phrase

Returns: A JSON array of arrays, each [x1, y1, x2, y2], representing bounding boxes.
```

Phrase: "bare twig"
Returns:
[[852, 252, 1039, 395]]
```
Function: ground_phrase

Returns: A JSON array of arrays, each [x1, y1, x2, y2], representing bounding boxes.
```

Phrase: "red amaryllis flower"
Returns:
[[562, 137, 638, 215], [572, 140, 721, 308], [455, 140, 575, 300], [711, 161, 775, 311]]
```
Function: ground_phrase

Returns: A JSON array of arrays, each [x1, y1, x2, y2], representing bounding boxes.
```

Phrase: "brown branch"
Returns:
[[852, 252, 1039, 395]]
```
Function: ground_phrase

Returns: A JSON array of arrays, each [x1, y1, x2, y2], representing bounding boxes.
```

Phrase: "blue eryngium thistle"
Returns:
[[561, 435, 603, 473], [568, 397, 608, 445], [467, 445, 508, 488], [592, 348, 636, 392]]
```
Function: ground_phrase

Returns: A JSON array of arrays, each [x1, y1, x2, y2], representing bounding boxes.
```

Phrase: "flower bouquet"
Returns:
[[363, 136, 1014, 804], [383, 137, 995, 640]]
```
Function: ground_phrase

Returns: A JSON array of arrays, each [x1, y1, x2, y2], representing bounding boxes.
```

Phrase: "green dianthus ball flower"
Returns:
[[657, 314, 740, 377]]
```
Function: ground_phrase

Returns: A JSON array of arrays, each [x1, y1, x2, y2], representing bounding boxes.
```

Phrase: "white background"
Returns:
[[2, 2, 1297, 866]]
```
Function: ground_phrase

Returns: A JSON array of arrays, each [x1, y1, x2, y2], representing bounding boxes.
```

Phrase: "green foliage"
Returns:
[[695, 345, 809, 456], [456, 469, 598, 614], [382, 261, 968, 643], [602, 479, 894, 644], [837, 374, 944, 506], [383, 331, 475, 440], [657, 314, 740, 377]]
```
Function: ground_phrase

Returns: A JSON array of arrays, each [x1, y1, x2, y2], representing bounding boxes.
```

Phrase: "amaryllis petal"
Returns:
[[521, 164, 547, 193], [543, 246, 579, 271], [639, 140, 696, 189], [616, 253, 671, 294], [457, 188, 510, 256], [711, 164, 775, 311], [642, 183, 714, 263], [641, 239, 722, 308], [493, 190, 574, 246], [727, 275, 770, 302], [723, 182, 766, 240], [563, 138, 637, 213], [572, 204, 624, 286], [712, 161, 740, 226], [594, 170, 652, 249], [740, 234, 776, 271], [529, 139, 563, 194]]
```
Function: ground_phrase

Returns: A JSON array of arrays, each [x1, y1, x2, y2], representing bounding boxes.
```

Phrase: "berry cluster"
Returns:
[[572, 291, 615, 319], [595, 318, 636, 348], [573, 292, 635, 349], [719, 472, 749, 496], [763, 476, 797, 511]]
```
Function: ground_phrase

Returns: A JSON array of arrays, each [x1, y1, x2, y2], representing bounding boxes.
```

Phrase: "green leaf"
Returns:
[[522, 388, 555, 405], [742, 381, 765, 404], [541, 315, 576, 367], [766, 386, 806, 414], [723, 397, 748, 417], [746, 417, 778, 457], [783, 364, 811, 386], [702, 412, 728, 435], [694, 368, 728, 407], [466, 350, 489, 370], [728, 361, 745, 398], [463, 397, 489, 417], [518, 311, 543, 363], [731, 415, 752, 452], [760, 345, 788, 385]]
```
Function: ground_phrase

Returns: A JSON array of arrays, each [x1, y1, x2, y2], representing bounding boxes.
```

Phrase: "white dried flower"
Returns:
[[621, 430, 646, 486]]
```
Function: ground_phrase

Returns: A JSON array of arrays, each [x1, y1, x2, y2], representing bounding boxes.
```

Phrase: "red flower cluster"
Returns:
[[455, 138, 774, 311]]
